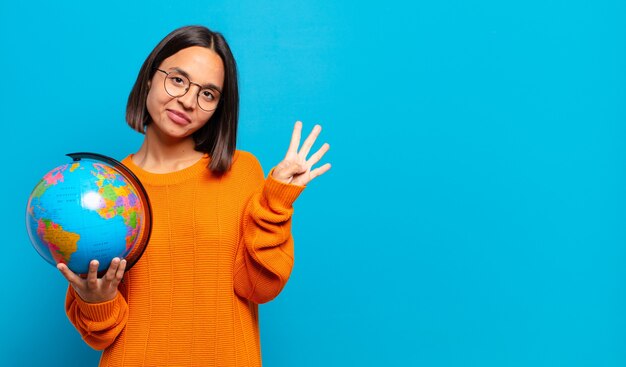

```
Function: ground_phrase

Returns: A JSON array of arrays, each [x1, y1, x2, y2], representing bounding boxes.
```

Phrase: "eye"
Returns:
[[170, 76, 185, 85], [200, 89, 216, 101]]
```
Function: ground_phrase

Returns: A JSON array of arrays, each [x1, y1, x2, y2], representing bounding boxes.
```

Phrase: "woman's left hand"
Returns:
[[271, 121, 331, 186]]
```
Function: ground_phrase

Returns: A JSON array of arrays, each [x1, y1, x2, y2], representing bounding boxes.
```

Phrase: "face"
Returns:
[[146, 46, 225, 141]]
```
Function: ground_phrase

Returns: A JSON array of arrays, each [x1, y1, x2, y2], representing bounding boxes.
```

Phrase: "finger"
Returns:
[[86, 260, 100, 289], [286, 121, 302, 156], [309, 163, 332, 180], [305, 143, 330, 168], [102, 258, 121, 285], [57, 263, 83, 288], [112, 259, 127, 287], [299, 124, 321, 158]]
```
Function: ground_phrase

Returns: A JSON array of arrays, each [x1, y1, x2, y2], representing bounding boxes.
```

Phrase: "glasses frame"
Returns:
[[155, 68, 221, 112]]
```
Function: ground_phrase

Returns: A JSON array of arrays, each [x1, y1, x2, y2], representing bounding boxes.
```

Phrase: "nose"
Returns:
[[177, 85, 200, 110]]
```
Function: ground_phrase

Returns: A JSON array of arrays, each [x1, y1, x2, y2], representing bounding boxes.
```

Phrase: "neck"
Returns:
[[133, 125, 205, 173]]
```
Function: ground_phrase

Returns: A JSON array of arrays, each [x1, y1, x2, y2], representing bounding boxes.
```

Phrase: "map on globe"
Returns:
[[26, 157, 148, 274]]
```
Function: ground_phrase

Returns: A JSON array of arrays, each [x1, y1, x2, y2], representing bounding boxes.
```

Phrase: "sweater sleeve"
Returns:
[[233, 155, 305, 304], [64, 285, 129, 350]]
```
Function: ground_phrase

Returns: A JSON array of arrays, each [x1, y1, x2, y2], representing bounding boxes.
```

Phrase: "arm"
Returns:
[[64, 286, 129, 350], [234, 167, 305, 304], [234, 122, 330, 303], [58, 258, 128, 350]]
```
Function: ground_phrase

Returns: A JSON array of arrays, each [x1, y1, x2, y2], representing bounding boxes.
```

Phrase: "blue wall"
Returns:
[[1, 1, 625, 366]]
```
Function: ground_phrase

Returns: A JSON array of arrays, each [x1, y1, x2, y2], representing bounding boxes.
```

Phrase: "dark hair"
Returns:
[[126, 25, 239, 175]]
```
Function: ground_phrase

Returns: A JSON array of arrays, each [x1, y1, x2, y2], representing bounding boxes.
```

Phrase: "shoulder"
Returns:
[[228, 150, 265, 187], [120, 154, 133, 165], [232, 150, 262, 171], [120, 155, 137, 174]]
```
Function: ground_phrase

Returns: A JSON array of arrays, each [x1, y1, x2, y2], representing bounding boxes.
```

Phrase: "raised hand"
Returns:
[[271, 121, 331, 186], [57, 258, 126, 304]]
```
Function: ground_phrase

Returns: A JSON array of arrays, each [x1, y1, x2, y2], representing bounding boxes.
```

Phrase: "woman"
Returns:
[[57, 25, 330, 366]]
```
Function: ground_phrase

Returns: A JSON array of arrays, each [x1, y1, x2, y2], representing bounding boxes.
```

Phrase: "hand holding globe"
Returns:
[[57, 257, 127, 303]]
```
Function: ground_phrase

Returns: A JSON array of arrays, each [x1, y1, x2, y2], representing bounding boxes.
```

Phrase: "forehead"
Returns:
[[159, 46, 224, 86]]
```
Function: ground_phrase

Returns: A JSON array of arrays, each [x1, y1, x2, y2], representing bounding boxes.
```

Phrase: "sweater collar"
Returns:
[[121, 154, 211, 186]]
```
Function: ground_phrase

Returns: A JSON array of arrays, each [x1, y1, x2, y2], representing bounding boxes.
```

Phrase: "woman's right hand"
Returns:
[[57, 258, 126, 304]]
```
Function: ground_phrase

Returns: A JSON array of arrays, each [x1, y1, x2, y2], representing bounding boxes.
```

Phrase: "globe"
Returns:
[[26, 152, 152, 275]]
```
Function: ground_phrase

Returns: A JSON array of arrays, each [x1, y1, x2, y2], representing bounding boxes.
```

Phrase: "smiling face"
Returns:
[[145, 46, 225, 142]]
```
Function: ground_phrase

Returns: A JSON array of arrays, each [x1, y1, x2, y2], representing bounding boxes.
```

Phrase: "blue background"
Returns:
[[1, 0, 625, 366]]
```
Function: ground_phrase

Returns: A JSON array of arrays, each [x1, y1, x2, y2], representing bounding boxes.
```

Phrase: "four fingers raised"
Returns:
[[280, 121, 331, 185]]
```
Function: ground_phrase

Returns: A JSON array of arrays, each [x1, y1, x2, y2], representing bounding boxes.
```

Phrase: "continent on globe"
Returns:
[[37, 218, 80, 265]]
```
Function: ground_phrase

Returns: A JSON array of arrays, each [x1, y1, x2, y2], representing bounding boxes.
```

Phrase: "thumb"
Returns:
[[57, 263, 82, 287], [272, 161, 300, 180]]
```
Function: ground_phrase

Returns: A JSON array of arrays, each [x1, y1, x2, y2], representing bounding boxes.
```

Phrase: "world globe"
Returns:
[[26, 152, 152, 275]]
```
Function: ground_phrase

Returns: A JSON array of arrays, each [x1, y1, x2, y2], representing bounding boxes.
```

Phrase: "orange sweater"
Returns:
[[64, 150, 304, 366]]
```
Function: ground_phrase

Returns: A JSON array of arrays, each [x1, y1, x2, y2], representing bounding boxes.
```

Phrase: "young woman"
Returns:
[[57, 25, 330, 366]]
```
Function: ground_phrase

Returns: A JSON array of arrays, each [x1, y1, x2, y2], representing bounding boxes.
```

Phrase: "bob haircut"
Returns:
[[126, 25, 239, 175]]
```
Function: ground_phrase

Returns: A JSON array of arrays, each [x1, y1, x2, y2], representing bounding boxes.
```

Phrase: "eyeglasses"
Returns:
[[155, 69, 221, 111]]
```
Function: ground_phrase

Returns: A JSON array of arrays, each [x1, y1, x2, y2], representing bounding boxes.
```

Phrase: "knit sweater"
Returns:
[[64, 150, 304, 367]]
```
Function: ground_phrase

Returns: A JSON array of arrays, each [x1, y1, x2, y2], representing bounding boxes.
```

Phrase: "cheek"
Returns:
[[146, 87, 167, 119]]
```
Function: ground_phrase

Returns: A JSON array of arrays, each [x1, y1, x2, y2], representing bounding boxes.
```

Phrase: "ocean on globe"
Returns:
[[26, 153, 151, 275]]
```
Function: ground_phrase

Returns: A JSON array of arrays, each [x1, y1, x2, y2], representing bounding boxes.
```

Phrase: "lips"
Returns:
[[166, 109, 191, 125]]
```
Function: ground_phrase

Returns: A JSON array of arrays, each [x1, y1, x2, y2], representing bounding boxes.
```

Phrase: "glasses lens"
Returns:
[[164, 72, 189, 97], [197, 88, 220, 111]]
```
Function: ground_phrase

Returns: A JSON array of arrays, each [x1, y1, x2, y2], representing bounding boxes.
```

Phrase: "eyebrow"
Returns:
[[169, 67, 223, 93]]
